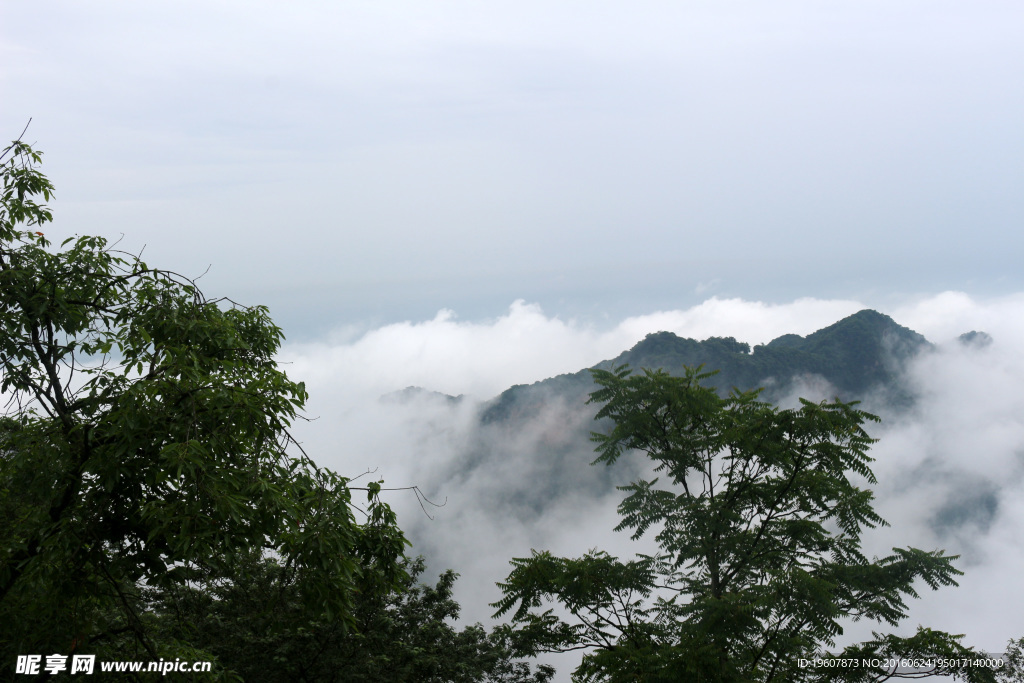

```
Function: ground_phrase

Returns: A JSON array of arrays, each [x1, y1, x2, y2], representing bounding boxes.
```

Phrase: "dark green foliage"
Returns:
[[493, 365, 995, 682], [0, 138, 407, 671], [148, 554, 555, 683], [998, 637, 1024, 682], [0, 136, 554, 682]]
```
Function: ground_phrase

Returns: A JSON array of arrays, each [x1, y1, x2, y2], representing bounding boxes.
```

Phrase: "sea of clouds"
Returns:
[[281, 292, 1024, 678]]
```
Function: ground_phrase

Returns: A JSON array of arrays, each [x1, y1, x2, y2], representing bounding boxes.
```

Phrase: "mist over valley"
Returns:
[[283, 294, 1024, 676]]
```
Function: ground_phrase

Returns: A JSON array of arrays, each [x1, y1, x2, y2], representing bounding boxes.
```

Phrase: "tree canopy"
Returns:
[[494, 365, 1000, 682], [147, 553, 554, 682], [0, 136, 412, 667], [1, 134, 556, 681]]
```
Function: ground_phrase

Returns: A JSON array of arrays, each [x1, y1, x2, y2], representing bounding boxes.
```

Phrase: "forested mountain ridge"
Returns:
[[480, 309, 932, 427], [426, 310, 942, 522]]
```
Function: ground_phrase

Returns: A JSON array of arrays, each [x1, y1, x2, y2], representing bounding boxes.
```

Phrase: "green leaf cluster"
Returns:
[[146, 553, 555, 683], [0, 137, 407, 667], [494, 365, 1000, 682]]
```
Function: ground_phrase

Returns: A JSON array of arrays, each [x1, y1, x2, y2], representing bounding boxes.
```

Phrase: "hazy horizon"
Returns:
[[3, 1, 1022, 340]]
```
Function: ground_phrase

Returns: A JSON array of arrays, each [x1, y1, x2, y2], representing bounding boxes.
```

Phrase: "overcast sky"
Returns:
[[4, 3, 1022, 677], [3, 1, 1022, 338]]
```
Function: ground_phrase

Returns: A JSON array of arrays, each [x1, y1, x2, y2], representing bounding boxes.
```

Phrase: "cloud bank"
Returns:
[[283, 295, 865, 401], [281, 292, 1024, 677]]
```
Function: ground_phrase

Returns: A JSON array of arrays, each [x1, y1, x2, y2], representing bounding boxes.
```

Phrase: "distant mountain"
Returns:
[[381, 386, 464, 405], [958, 330, 993, 348], [481, 309, 931, 427], [408, 310, 996, 551], [424, 310, 939, 521]]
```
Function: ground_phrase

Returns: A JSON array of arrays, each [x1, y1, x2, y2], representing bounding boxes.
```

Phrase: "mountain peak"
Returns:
[[481, 310, 934, 426], [958, 330, 993, 348], [753, 309, 930, 396]]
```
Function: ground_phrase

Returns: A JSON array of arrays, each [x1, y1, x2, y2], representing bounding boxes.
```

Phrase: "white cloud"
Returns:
[[282, 293, 1024, 679], [282, 295, 866, 403]]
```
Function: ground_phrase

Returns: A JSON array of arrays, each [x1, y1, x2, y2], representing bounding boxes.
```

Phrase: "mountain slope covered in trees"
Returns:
[[481, 309, 930, 427], [428, 310, 942, 522]]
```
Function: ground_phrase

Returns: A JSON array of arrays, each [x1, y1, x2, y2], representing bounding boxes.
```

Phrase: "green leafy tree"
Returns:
[[147, 553, 555, 682], [997, 637, 1024, 682], [0, 136, 406, 668], [494, 365, 996, 682]]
